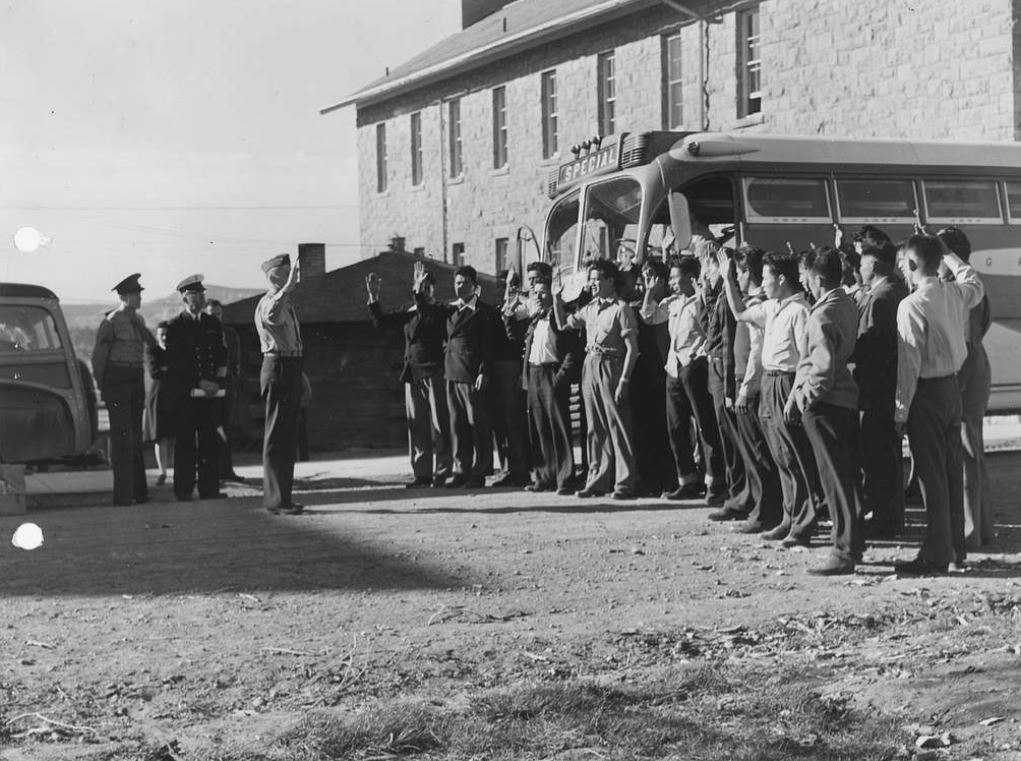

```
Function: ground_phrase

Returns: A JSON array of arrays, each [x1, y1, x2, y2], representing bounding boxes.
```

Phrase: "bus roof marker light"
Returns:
[[688, 141, 701, 156], [668, 134, 759, 160]]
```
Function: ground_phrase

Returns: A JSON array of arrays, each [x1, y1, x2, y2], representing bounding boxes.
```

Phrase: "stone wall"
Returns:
[[355, 0, 1018, 273]]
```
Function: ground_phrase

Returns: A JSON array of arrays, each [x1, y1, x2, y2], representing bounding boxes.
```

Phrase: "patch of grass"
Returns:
[[228, 660, 903, 761]]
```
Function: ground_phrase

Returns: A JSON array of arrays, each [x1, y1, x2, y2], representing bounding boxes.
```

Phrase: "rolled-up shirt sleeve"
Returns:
[[617, 303, 638, 337]]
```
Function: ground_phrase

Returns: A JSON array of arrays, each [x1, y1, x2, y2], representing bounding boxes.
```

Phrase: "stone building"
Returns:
[[324, 0, 1021, 274]]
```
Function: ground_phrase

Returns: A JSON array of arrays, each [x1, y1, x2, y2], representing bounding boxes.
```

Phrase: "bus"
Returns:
[[0, 283, 98, 463], [541, 130, 1021, 413]]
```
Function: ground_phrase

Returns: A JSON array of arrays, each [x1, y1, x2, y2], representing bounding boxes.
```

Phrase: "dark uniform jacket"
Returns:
[[164, 311, 227, 401], [513, 310, 583, 391], [416, 295, 502, 384], [369, 300, 446, 383], [852, 276, 909, 413]]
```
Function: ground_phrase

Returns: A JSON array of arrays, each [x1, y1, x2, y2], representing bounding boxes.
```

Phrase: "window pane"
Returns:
[[410, 112, 422, 186], [449, 99, 462, 178], [837, 179, 916, 219], [925, 180, 1001, 220], [1006, 182, 1021, 220], [665, 34, 682, 129], [0, 306, 62, 352], [375, 123, 387, 193], [745, 178, 829, 219]]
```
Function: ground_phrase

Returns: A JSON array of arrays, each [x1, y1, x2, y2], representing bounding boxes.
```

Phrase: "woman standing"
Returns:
[[143, 321, 175, 485]]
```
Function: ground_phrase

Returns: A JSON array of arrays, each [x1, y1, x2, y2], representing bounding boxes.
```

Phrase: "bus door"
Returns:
[[738, 175, 837, 251]]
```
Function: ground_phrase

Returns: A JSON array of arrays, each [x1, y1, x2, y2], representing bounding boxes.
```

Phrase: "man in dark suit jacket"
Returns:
[[367, 263, 452, 488], [852, 241, 909, 537], [515, 268, 581, 493], [416, 264, 501, 488], [165, 275, 228, 502]]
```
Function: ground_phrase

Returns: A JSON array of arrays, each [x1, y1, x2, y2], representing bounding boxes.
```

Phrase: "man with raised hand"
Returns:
[[892, 233, 983, 575], [256, 254, 304, 514]]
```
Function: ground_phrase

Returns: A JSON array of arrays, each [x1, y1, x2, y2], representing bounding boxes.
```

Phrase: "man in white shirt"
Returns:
[[893, 233, 984, 575]]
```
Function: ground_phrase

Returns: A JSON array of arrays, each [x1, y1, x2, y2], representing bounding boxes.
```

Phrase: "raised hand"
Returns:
[[504, 268, 519, 302], [412, 260, 428, 292], [365, 272, 381, 299]]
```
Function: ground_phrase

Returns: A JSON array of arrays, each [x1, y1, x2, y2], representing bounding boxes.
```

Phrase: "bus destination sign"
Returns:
[[558, 142, 620, 186]]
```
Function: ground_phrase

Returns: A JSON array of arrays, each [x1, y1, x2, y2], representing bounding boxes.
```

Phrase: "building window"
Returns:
[[448, 98, 463, 178], [495, 237, 510, 272], [410, 112, 423, 186], [541, 70, 558, 159], [663, 32, 683, 129], [452, 242, 466, 267], [597, 51, 616, 136], [737, 6, 761, 117], [492, 86, 508, 169], [375, 123, 387, 193]]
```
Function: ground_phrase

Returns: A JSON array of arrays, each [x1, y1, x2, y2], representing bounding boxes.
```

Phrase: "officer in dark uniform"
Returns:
[[92, 273, 154, 506], [164, 274, 228, 501]]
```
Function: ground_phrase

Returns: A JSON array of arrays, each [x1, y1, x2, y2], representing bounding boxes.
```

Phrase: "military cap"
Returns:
[[176, 274, 206, 293], [261, 253, 290, 274], [113, 273, 144, 295]]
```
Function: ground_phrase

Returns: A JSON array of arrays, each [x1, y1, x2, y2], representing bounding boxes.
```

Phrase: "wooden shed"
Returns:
[[220, 251, 500, 452]]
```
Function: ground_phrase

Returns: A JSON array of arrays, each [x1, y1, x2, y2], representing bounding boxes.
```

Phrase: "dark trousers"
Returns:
[[261, 355, 302, 509], [803, 403, 865, 563], [491, 359, 530, 476], [960, 345, 992, 547], [174, 394, 219, 500], [448, 380, 493, 477], [707, 357, 750, 510], [406, 375, 452, 479], [216, 382, 238, 478], [907, 375, 966, 565], [759, 372, 817, 538], [103, 365, 148, 504], [734, 394, 783, 528], [526, 364, 575, 488], [581, 354, 635, 493], [675, 358, 726, 488], [860, 406, 904, 533], [665, 373, 697, 482]]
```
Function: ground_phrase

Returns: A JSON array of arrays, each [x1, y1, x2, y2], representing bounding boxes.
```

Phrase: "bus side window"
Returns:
[[923, 180, 1002, 224], [836, 179, 917, 222], [1005, 181, 1021, 223], [743, 177, 831, 222]]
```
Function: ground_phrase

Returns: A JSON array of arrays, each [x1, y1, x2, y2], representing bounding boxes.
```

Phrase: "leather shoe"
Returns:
[[267, 503, 305, 515], [444, 474, 468, 488], [662, 484, 705, 500], [733, 520, 765, 534], [760, 525, 790, 540], [524, 482, 553, 492], [781, 534, 811, 548], [705, 490, 727, 507], [555, 486, 576, 496], [406, 476, 433, 488], [611, 489, 636, 500], [576, 487, 604, 498], [465, 476, 486, 489], [807, 556, 855, 576], [431, 475, 449, 487], [893, 557, 948, 576], [491, 472, 528, 488], [708, 507, 746, 522]]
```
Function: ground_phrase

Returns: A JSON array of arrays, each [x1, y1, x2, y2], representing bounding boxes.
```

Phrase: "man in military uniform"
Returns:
[[256, 253, 304, 514], [92, 273, 155, 506], [164, 274, 228, 501]]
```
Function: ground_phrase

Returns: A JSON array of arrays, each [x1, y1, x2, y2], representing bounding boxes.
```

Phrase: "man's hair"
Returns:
[[205, 299, 222, 309], [853, 224, 892, 251], [587, 258, 620, 286], [669, 255, 701, 279], [838, 248, 860, 287], [735, 246, 764, 285], [902, 234, 944, 272], [798, 248, 816, 271], [420, 271, 436, 286], [938, 226, 972, 262], [810, 246, 844, 287], [454, 265, 478, 283], [762, 251, 801, 287], [526, 261, 553, 283], [641, 259, 668, 280]]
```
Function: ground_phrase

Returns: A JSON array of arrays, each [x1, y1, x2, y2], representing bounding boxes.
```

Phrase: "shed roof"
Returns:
[[220, 251, 502, 327], [320, 0, 658, 113]]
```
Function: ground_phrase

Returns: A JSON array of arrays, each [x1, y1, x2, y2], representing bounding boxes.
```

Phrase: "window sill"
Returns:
[[491, 165, 510, 177], [408, 183, 426, 193], [447, 174, 465, 186], [375, 189, 391, 199], [734, 112, 765, 129], [540, 154, 560, 167]]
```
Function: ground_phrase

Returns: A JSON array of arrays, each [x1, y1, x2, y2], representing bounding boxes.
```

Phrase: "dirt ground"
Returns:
[[2, 451, 1021, 760]]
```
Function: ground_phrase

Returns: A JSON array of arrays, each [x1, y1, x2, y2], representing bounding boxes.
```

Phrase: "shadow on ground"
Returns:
[[0, 497, 462, 597]]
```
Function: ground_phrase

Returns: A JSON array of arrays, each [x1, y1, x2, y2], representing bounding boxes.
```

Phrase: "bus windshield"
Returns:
[[545, 189, 580, 273], [580, 176, 643, 265]]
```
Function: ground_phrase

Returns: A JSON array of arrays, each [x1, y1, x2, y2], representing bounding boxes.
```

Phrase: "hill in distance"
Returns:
[[62, 284, 265, 329]]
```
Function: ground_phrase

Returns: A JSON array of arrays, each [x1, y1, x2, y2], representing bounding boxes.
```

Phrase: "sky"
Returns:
[[0, 0, 462, 302]]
